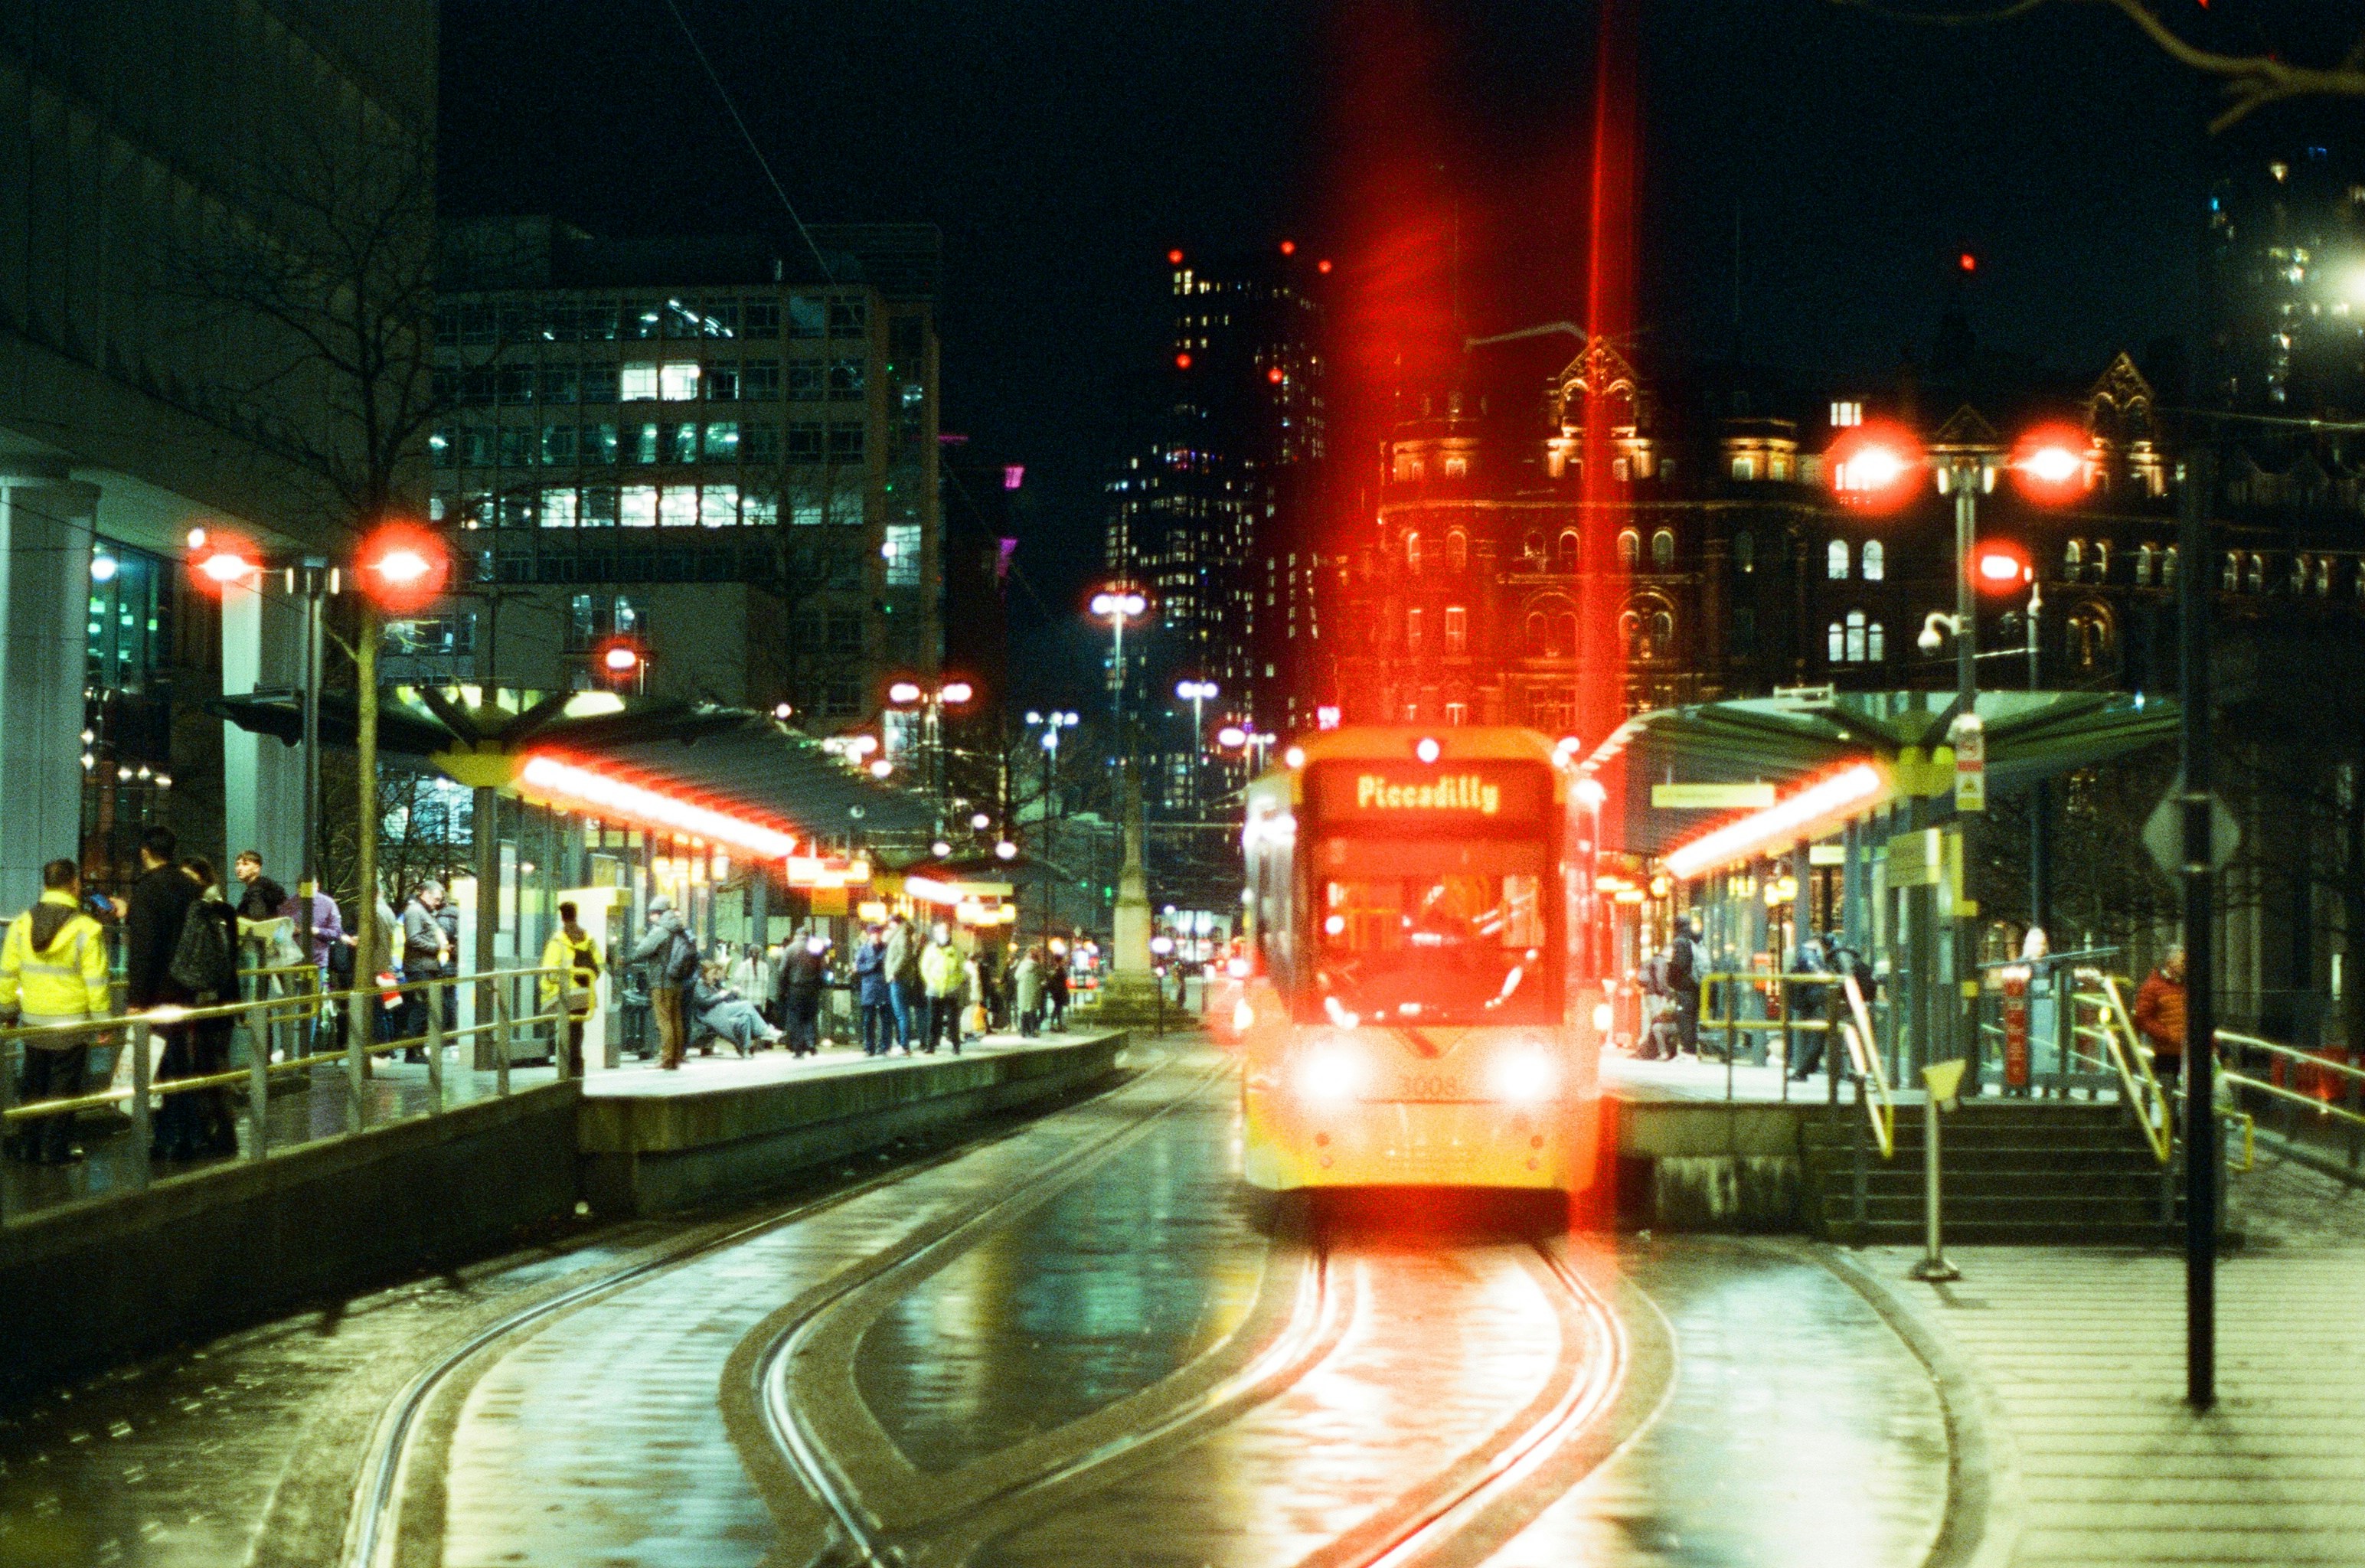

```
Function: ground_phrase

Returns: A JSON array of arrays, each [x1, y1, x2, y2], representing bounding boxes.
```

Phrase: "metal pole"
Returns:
[[2180, 447, 2218, 1410], [128, 1018, 153, 1191], [425, 986, 444, 1110], [1911, 1090, 1960, 1281], [245, 1001, 269, 1159], [297, 565, 323, 1044]]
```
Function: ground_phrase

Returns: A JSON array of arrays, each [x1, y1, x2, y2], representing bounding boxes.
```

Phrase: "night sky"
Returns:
[[441, 0, 2236, 640]]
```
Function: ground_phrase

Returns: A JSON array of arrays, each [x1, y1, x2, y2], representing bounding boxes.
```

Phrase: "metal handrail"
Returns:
[[1837, 971, 1895, 1159], [1, 963, 568, 1127], [2086, 975, 2174, 1165], [2216, 1029, 2365, 1086], [1695, 969, 1841, 1030]]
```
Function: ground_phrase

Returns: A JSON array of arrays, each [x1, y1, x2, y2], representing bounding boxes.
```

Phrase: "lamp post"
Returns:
[[889, 677, 976, 831], [1831, 422, 2085, 1084], [1025, 709, 1080, 940], [1089, 589, 1148, 760], [1174, 679, 1218, 808]]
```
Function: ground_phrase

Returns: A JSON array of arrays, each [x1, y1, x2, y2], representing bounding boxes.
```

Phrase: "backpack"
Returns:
[[664, 929, 701, 986], [169, 902, 240, 1000]]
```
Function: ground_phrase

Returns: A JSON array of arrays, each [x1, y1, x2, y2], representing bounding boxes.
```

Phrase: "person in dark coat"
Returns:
[[852, 926, 893, 1057], [776, 930, 828, 1057], [178, 858, 242, 1155], [122, 826, 202, 1160]]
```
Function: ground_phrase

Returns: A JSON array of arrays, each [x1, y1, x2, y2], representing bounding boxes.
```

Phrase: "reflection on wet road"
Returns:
[[0, 1044, 1963, 1568]]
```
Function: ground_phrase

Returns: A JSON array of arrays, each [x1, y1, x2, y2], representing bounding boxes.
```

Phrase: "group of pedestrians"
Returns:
[[1629, 914, 1873, 1078]]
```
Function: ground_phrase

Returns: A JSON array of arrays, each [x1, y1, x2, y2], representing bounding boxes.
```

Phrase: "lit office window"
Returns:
[[620, 486, 658, 528], [1862, 540, 1884, 581], [884, 523, 921, 585], [701, 485, 739, 528], [538, 488, 577, 528], [659, 362, 701, 400], [621, 364, 659, 400], [658, 486, 698, 528]]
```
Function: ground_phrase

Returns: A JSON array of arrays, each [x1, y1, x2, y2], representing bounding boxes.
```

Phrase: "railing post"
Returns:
[[347, 978, 369, 1134], [128, 1018, 153, 1192], [244, 1002, 269, 1161], [495, 979, 512, 1097], [425, 983, 445, 1112], [1, 1040, 15, 1226], [1851, 1074, 1869, 1241], [1724, 979, 1738, 1100]]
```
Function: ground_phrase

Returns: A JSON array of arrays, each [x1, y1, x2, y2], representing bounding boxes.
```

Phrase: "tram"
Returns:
[[1232, 727, 1608, 1194]]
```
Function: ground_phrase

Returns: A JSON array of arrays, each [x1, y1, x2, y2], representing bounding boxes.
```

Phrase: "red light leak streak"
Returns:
[[1579, 0, 1638, 825]]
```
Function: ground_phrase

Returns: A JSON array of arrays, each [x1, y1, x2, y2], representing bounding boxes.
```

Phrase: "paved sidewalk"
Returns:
[[1847, 1146, 2365, 1566]]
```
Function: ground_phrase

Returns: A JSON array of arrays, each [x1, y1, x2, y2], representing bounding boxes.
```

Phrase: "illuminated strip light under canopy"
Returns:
[[518, 753, 799, 861], [1663, 763, 1887, 881]]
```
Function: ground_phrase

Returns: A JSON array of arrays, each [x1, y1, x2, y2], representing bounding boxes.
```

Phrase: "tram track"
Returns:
[[336, 1044, 1187, 1568]]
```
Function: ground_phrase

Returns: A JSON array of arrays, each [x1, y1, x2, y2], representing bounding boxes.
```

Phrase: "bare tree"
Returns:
[[1837, 0, 2365, 131]]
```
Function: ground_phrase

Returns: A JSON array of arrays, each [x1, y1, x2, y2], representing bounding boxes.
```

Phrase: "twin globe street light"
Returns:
[[1174, 679, 1218, 808], [1089, 588, 1148, 756]]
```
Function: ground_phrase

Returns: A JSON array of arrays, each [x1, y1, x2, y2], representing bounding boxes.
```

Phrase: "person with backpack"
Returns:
[[0, 860, 113, 1165], [1786, 929, 1835, 1082], [628, 897, 697, 1070], [171, 858, 243, 1156], [1665, 916, 1703, 1058], [120, 827, 202, 1159], [539, 900, 602, 1078]]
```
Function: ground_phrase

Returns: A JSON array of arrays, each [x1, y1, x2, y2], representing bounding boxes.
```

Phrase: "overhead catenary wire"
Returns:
[[658, 0, 835, 286]]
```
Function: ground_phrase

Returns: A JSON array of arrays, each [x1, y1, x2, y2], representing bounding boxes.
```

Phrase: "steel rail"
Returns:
[[340, 1046, 1179, 1568], [756, 1059, 1233, 1566]]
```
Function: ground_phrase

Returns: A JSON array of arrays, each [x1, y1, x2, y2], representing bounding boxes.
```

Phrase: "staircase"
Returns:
[[1801, 1100, 2182, 1246]]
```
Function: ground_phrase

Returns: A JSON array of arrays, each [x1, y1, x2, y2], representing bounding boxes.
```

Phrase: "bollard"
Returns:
[[1911, 1058, 1966, 1283], [245, 1002, 270, 1160], [425, 988, 445, 1112], [128, 1018, 154, 1193]]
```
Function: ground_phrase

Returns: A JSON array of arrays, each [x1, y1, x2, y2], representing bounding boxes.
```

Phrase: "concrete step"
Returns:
[[1801, 1145, 2164, 1174], [1818, 1194, 2177, 1226], [1821, 1171, 2173, 1201], [1825, 1220, 2186, 1246]]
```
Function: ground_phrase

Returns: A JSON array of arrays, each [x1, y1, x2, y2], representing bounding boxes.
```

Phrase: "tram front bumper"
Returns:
[[1243, 1090, 1594, 1191]]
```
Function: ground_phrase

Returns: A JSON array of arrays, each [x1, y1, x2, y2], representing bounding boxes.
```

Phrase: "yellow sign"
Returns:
[[1355, 773, 1500, 815], [1651, 782, 1776, 809], [1922, 1058, 1966, 1110]]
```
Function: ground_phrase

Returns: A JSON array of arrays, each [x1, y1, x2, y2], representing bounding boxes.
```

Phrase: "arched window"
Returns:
[[1557, 530, 1580, 570], [1526, 611, 1547, 652], [1559, 613, 1577, 655], [2135, 544, 2154, 586], [1867, 620, 1886, 662], [1651, 529, 1675, 570], [2065, 539, 2084, 573], [1617, 528, 1641, 569], [2223, 550, 2242, 591], [2162, 545, 2178, 586], [2292, 554, 2311, 594], [2246, 552, 2266, 593], [1861, 539, 1884, 582], [2091, 541, 2110, 580], [2317, 557, 2334, 596], [1650, 609, 1674, 655], [1844, 609, 1867, 663], [1827, 538, 1851, 580], [1404, 531, 1422, 573], [1404, 606, 1424, 652], [1619, 609, 1641, 658], [1827, 620, 1845, 663], [2069, 606, 2113, 668], [1734, 530, 1756, 573], [1524, 531, 1546, 564], [1446, 530, 1468, 572]]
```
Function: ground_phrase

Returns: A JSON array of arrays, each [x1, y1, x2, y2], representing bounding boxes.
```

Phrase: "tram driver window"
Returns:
[[1313, 865, 1553, 1023]]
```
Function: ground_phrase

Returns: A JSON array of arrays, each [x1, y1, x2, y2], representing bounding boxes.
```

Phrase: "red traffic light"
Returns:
[[1971, 541, 2031, 594], [356, 521, 449, 613], [594, 638, 647, 684]]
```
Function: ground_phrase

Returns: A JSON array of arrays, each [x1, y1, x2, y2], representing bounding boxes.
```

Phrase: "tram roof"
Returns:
[[1586, 688, 2178, 858]]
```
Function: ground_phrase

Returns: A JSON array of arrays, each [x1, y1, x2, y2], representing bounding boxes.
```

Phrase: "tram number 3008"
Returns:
[[1395, 1073, 1468, 1102]]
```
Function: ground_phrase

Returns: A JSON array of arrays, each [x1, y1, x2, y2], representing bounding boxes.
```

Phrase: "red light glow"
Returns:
[[357, 521, 449, 613], [1959, 252, 1977, 273], [1167, 248, 1184, 265], [1316, 259, 1332, 273], [1267, 366, 1285, 384], [187, 530, 261, 593], [2009, 422, 2089, 505], [1174, 352, 1193, 370], [518, 753, 797, 860], [1827, 420, 1926, 514], [601, 643, 642, 673], [1973, 543, 2032, 593], [1279, 239, 1297, 256]]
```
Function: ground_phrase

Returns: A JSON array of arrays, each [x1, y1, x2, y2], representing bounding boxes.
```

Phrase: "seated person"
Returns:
[[691, 962, 784, 1056]]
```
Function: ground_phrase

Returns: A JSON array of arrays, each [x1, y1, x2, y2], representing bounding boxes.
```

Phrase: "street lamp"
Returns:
[[1089, 588, 1149, 756], [1174, 678, 1218, 808], [887, 675, 977, 830], [1026, 710, 1082, 942]]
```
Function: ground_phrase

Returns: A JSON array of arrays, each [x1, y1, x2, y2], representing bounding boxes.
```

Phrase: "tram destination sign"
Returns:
[[1308, 762, 1549, 827]]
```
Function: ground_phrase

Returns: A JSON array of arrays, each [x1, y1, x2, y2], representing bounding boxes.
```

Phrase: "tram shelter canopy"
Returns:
[[1587, 688, 2179, 862], [208, 687, 937, 847]]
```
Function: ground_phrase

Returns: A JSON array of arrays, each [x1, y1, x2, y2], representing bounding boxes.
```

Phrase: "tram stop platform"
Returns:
[[577, 1027, 1132, 1217], [1601, 1050, 2190, 1244]]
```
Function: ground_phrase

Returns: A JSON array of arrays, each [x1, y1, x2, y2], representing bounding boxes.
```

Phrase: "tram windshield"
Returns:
[[1309, 846, 1557, 1025]]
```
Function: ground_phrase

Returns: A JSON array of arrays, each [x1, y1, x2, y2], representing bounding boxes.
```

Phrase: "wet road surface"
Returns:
[[0, 1040, 1961, 1568]]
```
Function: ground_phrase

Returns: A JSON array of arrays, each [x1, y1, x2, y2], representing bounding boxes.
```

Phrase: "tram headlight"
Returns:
[[1232, 997, 1256, 1034], [1295, 1041, 1368, 1105], [1591, 1001, 1614, 1035], [1490, 1046, 1557, 1105]]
